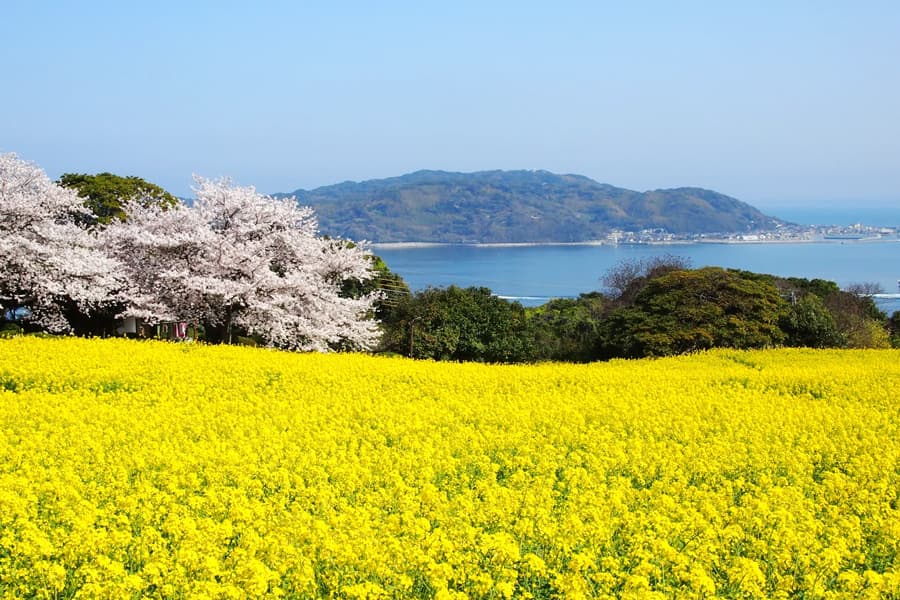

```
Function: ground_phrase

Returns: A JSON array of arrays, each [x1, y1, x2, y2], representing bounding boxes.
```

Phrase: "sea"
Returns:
[[374, 206, 900, 314]]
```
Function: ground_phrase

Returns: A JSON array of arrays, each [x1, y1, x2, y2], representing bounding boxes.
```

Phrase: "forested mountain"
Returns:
[[277, 170, 784, 243]]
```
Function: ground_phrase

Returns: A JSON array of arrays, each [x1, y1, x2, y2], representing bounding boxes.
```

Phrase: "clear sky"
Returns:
[[3, 1, 899, 213]]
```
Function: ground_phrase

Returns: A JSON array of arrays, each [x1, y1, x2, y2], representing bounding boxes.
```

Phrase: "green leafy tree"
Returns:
[[889, 311, 900, 348], [769, 276, 890, 348], [824, 284, 888, 348], [774, 277, 842, 300], [598, 267, 788, 358], [780, 293, 843, 348], [846, 318, 891, 349], [49, 173, 178, 332], [57, 172, 177, 226], [526, 293, 606, 362], [382, 286, 534, 362]]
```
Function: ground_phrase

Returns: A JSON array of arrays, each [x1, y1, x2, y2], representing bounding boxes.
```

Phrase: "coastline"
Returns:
[[371, 237, 899, 250], [372, 240, 611, 249]]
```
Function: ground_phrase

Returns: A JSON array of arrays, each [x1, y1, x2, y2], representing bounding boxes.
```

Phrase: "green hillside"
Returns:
[[279, 170, 783, 243]]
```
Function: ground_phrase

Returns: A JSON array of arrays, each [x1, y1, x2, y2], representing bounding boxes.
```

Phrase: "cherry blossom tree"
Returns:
[[106, 177, 381, 351], [0, 153, 122, 332]]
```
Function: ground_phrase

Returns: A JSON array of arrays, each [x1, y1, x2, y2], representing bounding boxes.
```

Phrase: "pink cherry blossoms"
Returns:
[[0, 153, 381, 350]]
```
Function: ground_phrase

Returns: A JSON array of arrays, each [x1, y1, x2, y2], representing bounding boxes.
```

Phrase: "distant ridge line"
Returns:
[[274, 169, 785, 244]]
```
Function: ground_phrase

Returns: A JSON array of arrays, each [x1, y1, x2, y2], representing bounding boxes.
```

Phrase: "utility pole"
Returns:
[[408, 316, 420, 358]]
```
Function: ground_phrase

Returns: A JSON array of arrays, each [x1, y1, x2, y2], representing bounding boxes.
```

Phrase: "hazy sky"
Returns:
[[3, 1, 899, 212]]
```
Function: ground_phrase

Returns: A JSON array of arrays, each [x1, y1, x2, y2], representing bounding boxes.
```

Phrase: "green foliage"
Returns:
[[525, 293, 606, 362], [845, 318, 892, 349], [380, 286, 534, 362], [371, 258, 889, 362], [777, 277, 842, 299], [822, 288, 887, 348], [57, 172, 177, 226], [0, 321, 23, 338], [768, 275, 889, 349], [780, 293, 843, 348], [598, 267, 788, 358], [890, 312, 900, 348]]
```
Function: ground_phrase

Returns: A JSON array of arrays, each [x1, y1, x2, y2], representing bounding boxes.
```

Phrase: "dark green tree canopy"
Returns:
[[526, 293, 606, 362], [889, 311, 900, 348], [599, 267, 788, 358], [770, 275, 888, 348], [780, 293, 843, 348], [381, 286, 534, 362], [57, 172, 178, 226]]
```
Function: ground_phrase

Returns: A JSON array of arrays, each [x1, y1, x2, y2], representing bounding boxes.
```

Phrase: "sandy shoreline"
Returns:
[[371, 240, 610, 249], [371, 237, 899, 249]]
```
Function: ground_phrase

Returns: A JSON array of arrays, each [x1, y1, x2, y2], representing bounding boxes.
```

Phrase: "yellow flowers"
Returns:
[[1, 338, 899, 598]]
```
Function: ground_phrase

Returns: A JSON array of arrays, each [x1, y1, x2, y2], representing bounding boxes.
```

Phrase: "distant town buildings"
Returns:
[[605, 223, 899, 245]]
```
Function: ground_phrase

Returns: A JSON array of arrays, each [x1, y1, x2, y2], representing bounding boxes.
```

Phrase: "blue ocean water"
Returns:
[[376, 241, 900, 313]]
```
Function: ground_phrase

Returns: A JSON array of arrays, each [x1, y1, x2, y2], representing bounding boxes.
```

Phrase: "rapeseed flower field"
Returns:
[[1, 337, 899, 599]]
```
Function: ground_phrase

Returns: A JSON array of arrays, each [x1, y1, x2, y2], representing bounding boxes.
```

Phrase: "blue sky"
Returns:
[[3, 1, 899, 213]]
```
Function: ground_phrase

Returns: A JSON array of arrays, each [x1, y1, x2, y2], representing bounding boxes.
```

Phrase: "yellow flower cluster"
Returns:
[[1, 337, 899, 598]]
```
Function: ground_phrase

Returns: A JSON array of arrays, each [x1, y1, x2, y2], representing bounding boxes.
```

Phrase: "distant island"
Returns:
[[276, 170, 786, 243]]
